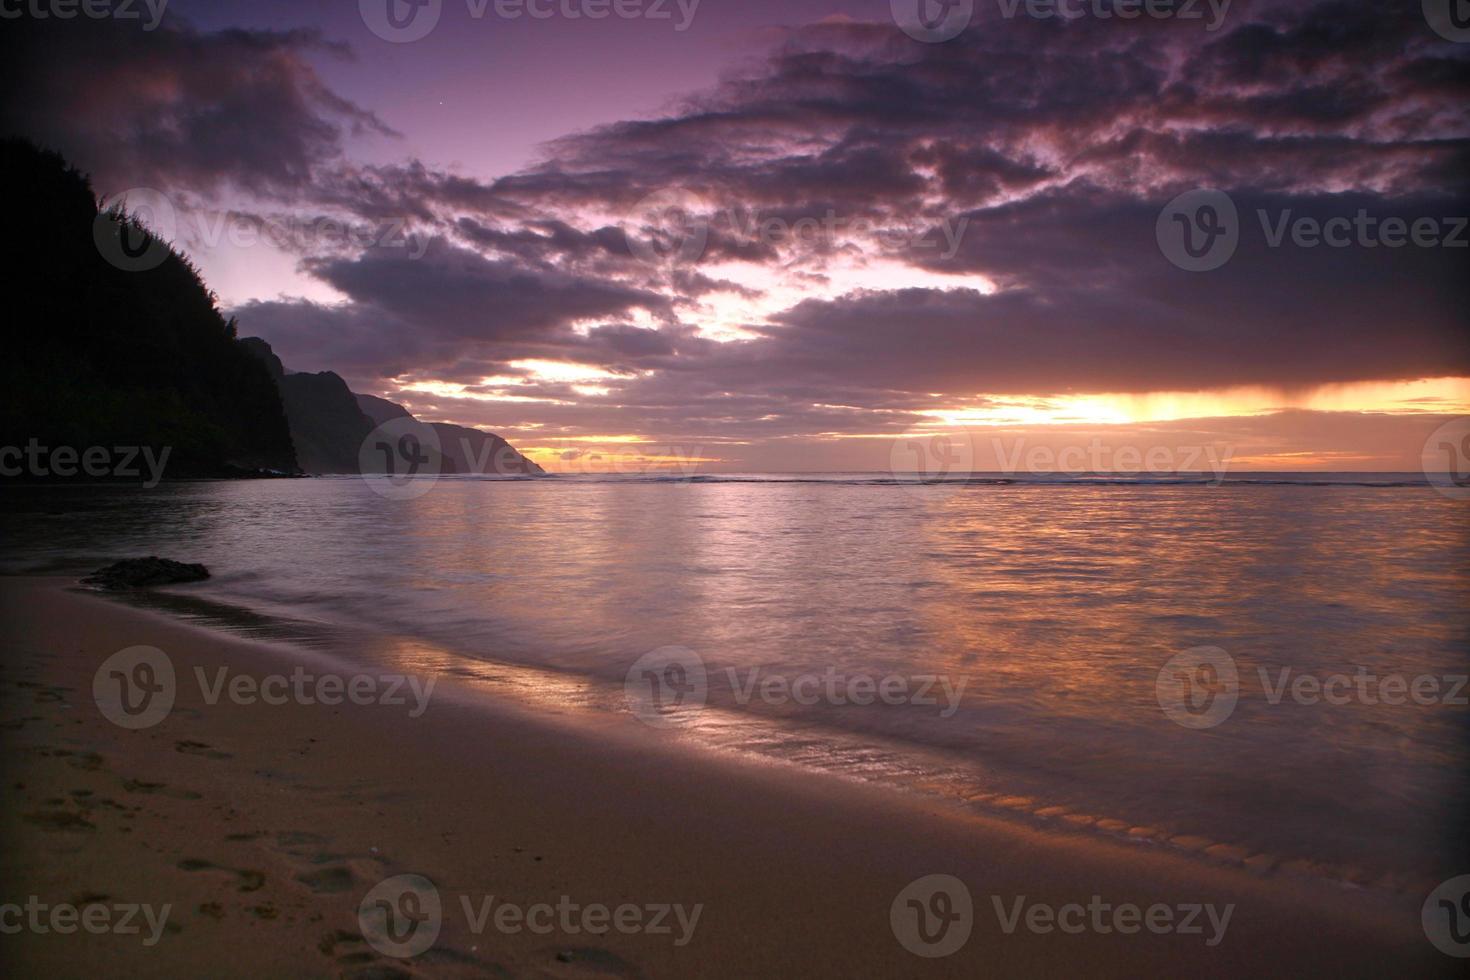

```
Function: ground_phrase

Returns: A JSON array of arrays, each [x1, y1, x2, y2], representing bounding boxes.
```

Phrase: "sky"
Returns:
[[3, 0, 1467, 472]]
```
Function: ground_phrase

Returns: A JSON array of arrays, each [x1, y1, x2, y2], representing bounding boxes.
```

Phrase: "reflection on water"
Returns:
[[3, 476, 1467, 893]]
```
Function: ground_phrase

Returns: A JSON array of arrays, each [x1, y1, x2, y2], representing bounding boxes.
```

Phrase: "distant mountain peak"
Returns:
[[355, 392, 413, 426], [240, 338, 542, 476]]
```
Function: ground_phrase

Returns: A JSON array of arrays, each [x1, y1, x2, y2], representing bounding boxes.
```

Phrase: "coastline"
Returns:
[[0, 576, 1451, 978]]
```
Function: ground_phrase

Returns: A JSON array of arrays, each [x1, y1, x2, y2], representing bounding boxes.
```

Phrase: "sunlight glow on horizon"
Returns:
[[913, 378, 1470, 428]]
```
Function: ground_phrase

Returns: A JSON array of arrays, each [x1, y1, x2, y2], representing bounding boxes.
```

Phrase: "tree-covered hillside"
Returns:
[[0, 139, 297, 477]]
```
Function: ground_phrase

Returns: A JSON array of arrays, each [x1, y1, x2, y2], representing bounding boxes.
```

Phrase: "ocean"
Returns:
[[4, 473, 1466, 896]]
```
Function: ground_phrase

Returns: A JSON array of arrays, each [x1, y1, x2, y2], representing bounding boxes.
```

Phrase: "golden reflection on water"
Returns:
[[5, 478, 1466, 898], [373, 636, 604, 715]]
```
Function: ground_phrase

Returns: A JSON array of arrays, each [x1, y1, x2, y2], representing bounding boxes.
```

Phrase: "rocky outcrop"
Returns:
[[83, 557, 210, 589]]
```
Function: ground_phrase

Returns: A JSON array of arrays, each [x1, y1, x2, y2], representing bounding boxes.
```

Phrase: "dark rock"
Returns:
[[83, 557, 210, 589]]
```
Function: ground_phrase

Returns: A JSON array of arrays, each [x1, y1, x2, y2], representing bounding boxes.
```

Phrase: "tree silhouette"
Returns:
[[0, 139, 298, 478]]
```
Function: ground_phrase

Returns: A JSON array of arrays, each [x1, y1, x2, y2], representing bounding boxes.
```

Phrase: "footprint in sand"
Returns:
[[177, 858, 267, 893], [319, 931, 414, 976], [295, 865, 358, 894], [16, 681, 74, 704], [417, 946, 508, 975], [267, 831, 387, 897], [23, 809, 95, 831], [340, 965, 417, 979], [542, 947, 647, 980], [175, 740, 232, 760], [318, 928, 367, 957], [35, 747, 105, 771], [276, 830, 328, 849], [69, 893, 111, 909], [121, 777, 203, 800]]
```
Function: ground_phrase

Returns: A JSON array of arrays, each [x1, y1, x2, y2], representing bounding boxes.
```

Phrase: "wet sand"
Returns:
[[0, 576, 1451, 977]]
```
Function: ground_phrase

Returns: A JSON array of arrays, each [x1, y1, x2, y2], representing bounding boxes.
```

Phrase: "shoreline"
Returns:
[[0, 576, 1452, 977], [46, 576, 1451, 904]]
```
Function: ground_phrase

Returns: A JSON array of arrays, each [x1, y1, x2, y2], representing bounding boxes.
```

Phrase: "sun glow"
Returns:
[[507, 360, 623, 385], [393, 360, 635, 405], [678, 255, 995, 344], [914, 378, 1470, 428]]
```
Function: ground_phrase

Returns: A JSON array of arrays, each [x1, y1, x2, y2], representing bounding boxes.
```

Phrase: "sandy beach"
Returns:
[[0, 575, 1451, 978], [6, 0, 1467, 974]]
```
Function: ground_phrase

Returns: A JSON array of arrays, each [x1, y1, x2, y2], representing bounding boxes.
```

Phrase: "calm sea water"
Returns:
[[4, 474, 1467, 892]]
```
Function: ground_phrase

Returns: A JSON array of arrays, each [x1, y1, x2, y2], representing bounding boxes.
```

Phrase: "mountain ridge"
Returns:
[[241, 338, 545, 476], [2, 138, 298, 478], [1, 137, 543, 482]]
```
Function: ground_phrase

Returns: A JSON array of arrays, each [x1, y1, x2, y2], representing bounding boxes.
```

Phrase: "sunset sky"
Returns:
[[4, 0, 1466, 471]]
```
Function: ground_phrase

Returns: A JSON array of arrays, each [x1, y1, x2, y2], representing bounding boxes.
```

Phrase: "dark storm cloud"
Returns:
[[6, 0, 1465, 449], [232, 237, 701, 387], [236, 0, 1464, 420], [232, 297, 424, 382], [0, 15, 393, 196], [305, 238, 669, 340], [538, 0, 1462, 202]]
